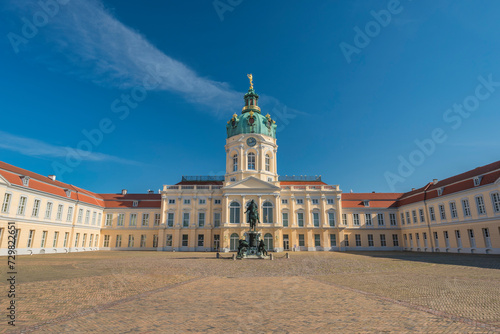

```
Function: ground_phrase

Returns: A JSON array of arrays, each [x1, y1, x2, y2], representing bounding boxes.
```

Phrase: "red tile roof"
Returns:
[[280, 181, 327, 186], [99, 193, 161, 208], [342, 193, 403, 208]]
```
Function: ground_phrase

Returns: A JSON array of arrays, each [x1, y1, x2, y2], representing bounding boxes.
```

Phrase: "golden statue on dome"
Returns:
[[247, 73, 253, 89]]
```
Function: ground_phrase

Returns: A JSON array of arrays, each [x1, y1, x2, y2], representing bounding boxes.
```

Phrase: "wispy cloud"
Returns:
[[0, 131, 139, 165], [4, 0, 294, 116]]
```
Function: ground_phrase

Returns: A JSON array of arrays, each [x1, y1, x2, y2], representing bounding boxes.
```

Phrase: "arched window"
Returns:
[[248, 152, 255, 170], [264, 233, 273, 251], [265, 154, 270, 172], [263, 201, 273, 224], [230, 233, 239, 251], [232, 154, 238, 172], [230, 202, 240, 224]]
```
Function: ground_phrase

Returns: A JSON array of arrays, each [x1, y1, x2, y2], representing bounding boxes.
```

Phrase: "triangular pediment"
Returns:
[[0, 174, 11, 186], [224, 176, 280, 191]]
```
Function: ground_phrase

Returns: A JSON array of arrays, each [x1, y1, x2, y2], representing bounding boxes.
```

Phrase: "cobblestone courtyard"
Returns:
[[1, 251, 499, 333]]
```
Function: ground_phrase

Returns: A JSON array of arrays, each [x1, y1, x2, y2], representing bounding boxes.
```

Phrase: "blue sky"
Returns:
[[0, 0, 499, 194]]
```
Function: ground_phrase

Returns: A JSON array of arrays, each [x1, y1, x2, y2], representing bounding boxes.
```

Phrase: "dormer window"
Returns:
[[21, 176, 30, 187], [363, 200, 370, 207], [230, 177, 236, 182], [133, 200, 139, 207], [64, 189, 71, 198], [473, 176, 482, 187], [437, 187, 444, 196]]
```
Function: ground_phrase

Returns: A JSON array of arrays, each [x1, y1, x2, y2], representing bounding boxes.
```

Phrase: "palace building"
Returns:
[[0, 80, 499, 256]]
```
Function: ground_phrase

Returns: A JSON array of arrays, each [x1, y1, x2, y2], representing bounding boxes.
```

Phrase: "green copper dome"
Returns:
[[226, 78, 277, 138]]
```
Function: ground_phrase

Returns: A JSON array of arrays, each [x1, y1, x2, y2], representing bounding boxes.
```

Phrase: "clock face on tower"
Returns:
[[246, 137, 257, 147]]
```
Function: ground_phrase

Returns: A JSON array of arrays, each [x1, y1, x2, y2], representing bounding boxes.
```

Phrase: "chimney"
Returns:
[[148, 190, 154, 194], [121, 189, 127, 195], [48, 175, 56, 181], [412, 188, 415, 191], [433, 179, 438, 185], [372, 191, 375, 193]]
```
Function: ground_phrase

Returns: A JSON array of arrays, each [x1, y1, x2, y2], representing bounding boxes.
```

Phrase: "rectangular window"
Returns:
[[32, 199, 41, 217], [142, 213, 149, 226], [198, 234, 204, 247], [297, 212, 304, 227], [27, 230, 35, 248], [103, 235, 110, 247], [166, 234, 173, 247], [168, 199, 175, 204], [92, 211, 97, 225], [330, 234, 337, 247], [182, 234, 188, 247], [444, 231, 450, 248], [40, 232, 48, 250], [105, 214, 113, 226], [130, 213, 137, 226], [476, 196, 486, 215], [214, 199, 221, 205], [53, 231, 59, 247], [419, 209, 425, 222], [450, 202, 458, 219], [117, 213, 125, 226], [355, 234, 361, 247], [281, 199, 288, 204], [423, 232, 428, 248], [183, 213, 189, 227], [116, 235, 122, 247], [353, 214, 360, 226], [314, 234, 320, 247], [74, 233, 80, 247], [17, 196, 28, 215], [412, 210, 417, 223], [45, 202, 53, 219], [406, 212, 411, 225], [439, 205, 446, 220], [154, 214, 161, 226], [153, 235, 158, 247], [415, 233, 420, 247], [296, 199, 303, 204], [344, 235, 349, 247], [462, 199, 471, 217], [82, 234, 87, 247], [140, 235, 146, 247], [66, 207, 73, 222], [377, 213, 384, 226], [313, 212, 320, 227], [327, 199, 334, 205], [492, 193, 500, 213], [455, 230, 462, 248], [367, 234, 374, 247], [1, 193, 12, 213], [198, 199, 206, 205], [184, 199, 191, 205], [84, 210, 90, 224], [380, 234, 386, 247], [214, 212, 221, 227], [467, 229, 476, 248], [429, 207, 436, 221], [77, 209, 83, 223], [400, 213, 405, 225], [434, 232, 439, 248], [63, 232, 69, 247], [128, 235, 134, 247], [97, 213, 102, 226], [89, 234, 93, 247], [390, 213, 397, 226], [94, 235, 99, 247], [312, 199, 319, 205], [198, 212, 205, 227], [328, 212, 335, 227], [482, 228, 491, 248], [298, 234, 305, 247], [167, 213, 175, 227], [392, 234, 399, 247], [56, 204, 63, 220], [365, 213, 372, 226], [282, 212, 289, 227], [342, 214, 347, 225]]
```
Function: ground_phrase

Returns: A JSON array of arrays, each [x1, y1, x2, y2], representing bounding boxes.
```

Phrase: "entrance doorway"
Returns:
[[213, 234, 220, 251], [230, 233, 239, 251], [283, 234, 289, 250]]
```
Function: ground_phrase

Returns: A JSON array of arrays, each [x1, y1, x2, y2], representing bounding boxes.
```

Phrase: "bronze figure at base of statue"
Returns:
[[236, 231, 268, 259]]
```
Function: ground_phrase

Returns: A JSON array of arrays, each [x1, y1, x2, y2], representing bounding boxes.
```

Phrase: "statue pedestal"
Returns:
[[237, 230, 267, 259]]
